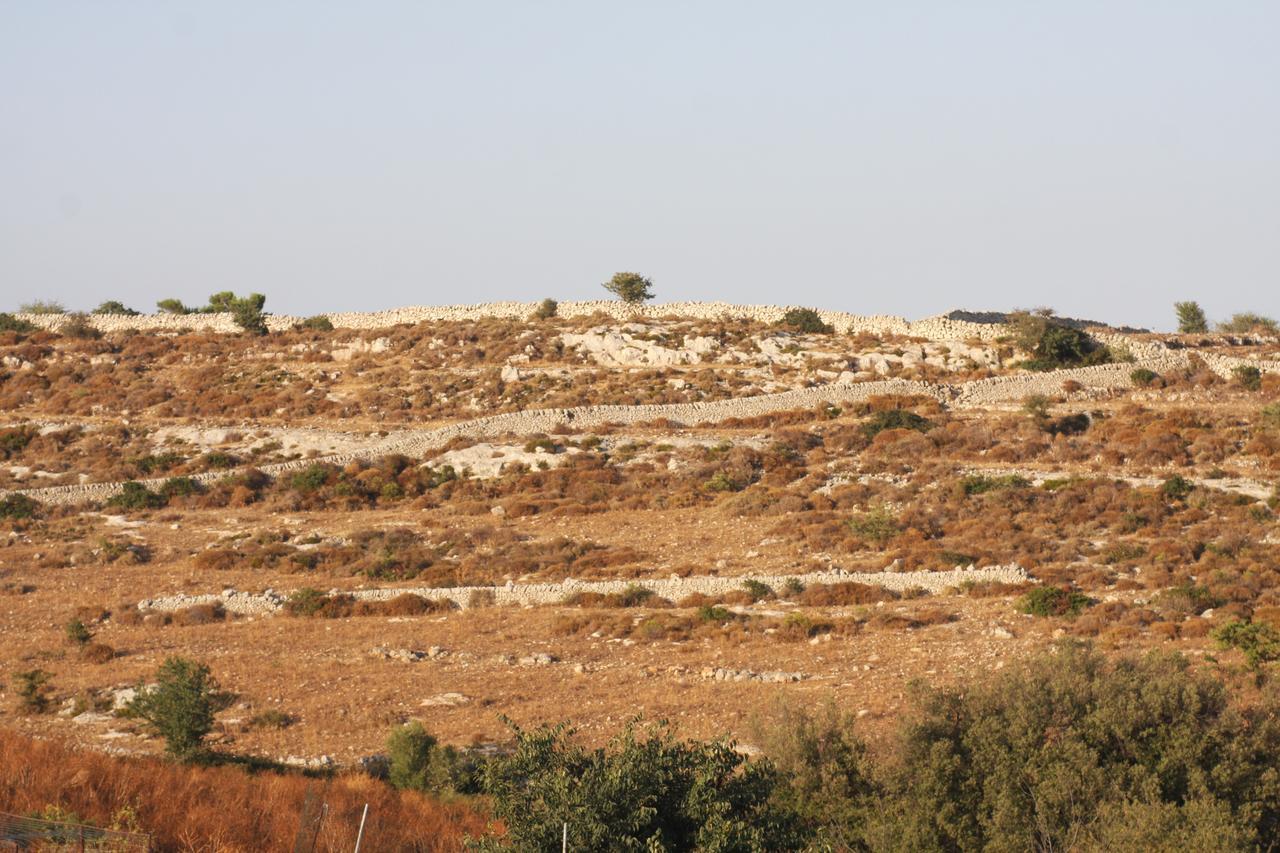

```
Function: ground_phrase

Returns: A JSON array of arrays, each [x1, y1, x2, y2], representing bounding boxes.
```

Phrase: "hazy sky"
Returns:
[[3, 3, 1278, 329]]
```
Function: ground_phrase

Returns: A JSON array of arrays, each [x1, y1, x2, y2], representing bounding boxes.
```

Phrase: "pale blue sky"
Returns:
[[2, 2, 1277, 329]]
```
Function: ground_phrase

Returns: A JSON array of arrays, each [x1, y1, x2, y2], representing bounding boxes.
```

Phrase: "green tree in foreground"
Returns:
[[126, 657, 217, 759], [476, 719, 800, 851], [602, 272, 654, 305], [864, 643, 1280, 850], [386, 721, 478, 795], [1174, 300, 1208, 333]]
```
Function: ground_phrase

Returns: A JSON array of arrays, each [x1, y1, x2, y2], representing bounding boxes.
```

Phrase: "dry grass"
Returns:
[[0, 728, 491, 852]]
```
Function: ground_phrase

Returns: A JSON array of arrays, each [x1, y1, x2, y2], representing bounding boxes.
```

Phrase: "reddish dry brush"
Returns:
[[0, 728, 491, 852]]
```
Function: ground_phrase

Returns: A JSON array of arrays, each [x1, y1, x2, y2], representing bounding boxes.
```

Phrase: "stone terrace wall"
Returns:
[[136, 564, 1031, 614], [16, 301, 1022, 341]]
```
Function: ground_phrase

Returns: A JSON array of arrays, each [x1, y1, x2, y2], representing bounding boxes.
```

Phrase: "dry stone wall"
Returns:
[[16, 301, 1026, 340], [135, 563, 1031, 615]]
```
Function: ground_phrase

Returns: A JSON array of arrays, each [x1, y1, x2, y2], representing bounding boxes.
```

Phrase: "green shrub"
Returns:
[[1213, 620, 1280, 669], [1218, 313, 1279, 335], [386, 721, 478, 795], [19, 299, 66, 314], [284, 588, 328, 617], [1174, 301, 1208, 333], [782, 578, 805, 596], [616, 584, 656, 607], [959, 474, 1029, 495], [697, 605, 734, 623], [866, 643, 1280, 851], [106, 481, 166, 511], [0, 425, 37, 458], [92, 300, 139, 316], [475, 719, 800, 852], [65, 619, 92, 646], [1160, 475, 1194, 501], [602, 271, 654, 305], [298, 315, 333, 331], [156, 298, 192, 315], [125, 657, 218, 759], [289, 464, 332, 493], [227, 292, 268, 335], [847, 505, 901, 545], [201, 451, 239, 470], [704, 472, 742, 492], [778, 308, 833, 334], [860, 409, 933, 439], [1017, 585, 1090, 617], [159, 477, 202, 499], [742, 579, 774, 602], [0, 494, 40, 521], [1129, 367, 1159, 387], [14, 669, 53, 714], [1262, 403, 1280, 428], [0, 312, 37, 333], [1154, 583, 1219, 615], [1233, 365, 1263, 391], [1007, 309, 1112, 370], [533, 298, 558, 319]]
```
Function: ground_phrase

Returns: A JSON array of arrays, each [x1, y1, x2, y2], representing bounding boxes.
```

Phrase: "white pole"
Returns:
[[562, 821, 568, 853], [353, 804, 369, 853]]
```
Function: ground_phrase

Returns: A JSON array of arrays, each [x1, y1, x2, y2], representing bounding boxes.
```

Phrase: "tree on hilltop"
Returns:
[[1174, 301, 1208, 333], [602, 272, 654, 305]]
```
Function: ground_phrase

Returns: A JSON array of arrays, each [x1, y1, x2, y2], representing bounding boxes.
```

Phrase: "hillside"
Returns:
[[2, 301, 1279, 780]]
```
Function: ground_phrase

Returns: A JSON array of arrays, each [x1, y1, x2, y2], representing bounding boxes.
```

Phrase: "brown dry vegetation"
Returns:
[[2, 317, 1280, 845], [0, 729, 488, 851]]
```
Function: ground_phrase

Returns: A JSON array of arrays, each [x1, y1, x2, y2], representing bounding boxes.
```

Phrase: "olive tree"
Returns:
[[602, 272, 654, 305]]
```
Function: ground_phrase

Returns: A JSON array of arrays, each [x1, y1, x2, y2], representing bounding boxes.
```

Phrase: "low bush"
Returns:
[[387, 721, 480, 796], [1160, 475, 1194, 501], [959, 474, 1029, 495], [1018, 585, 1091, 617], [14, 669, 53, 713], [799, 582, 899, 607], [778, 308, 833, 334], [0, 494, 40, 520], [533, 298, 558, 319], [0, 312, 37, 333], [1234, 365, 1263, 391], [1213, 620, 1280, 669], [19, 299, 66, 314], [1218, 312, 1279, 335], [847, 505, 901, 545], [105, 481, 166, 511], [860, 409, 933, 439], [298, 315, 333, 331], [92, 300, 139, 315], [1130, 367, 1159, 387], [1007, 309, 1112, 370]]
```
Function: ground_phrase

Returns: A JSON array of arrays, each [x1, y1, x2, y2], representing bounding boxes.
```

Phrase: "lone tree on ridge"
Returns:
[[603, 272, 654, 305]]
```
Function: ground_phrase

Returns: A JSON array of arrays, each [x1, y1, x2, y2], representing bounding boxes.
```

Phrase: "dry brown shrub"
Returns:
[[113, 605, 144, 627], [798, 582, 899, 606], [173, 602, 227, 626], [355, 593, 454, 617], [0, 728, 488, 851], [192, 548, 239, 571], [81, 643, 116, 664], [1180, 618, 1212, 639]]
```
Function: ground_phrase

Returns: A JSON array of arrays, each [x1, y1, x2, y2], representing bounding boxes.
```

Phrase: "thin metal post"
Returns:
[[562, 821, 567, 853], [353, 804, 369, 853]]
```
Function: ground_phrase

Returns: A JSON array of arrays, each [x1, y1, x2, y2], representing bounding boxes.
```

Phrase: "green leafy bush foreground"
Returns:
[[473, 644, 1280, 851]]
